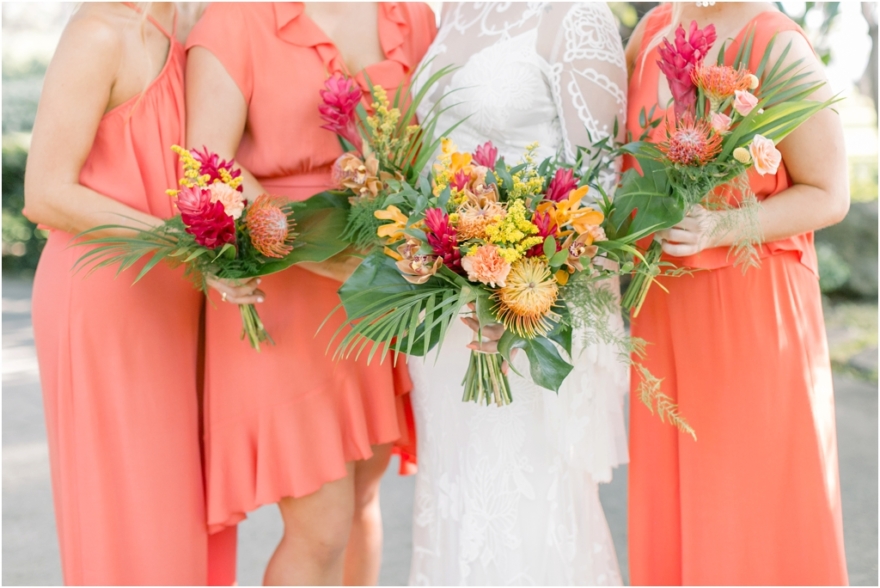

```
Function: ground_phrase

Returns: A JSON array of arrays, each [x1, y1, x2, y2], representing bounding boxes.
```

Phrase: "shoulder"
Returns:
[[52, 7, 123, 78], [188, 2, 263, 40], [625, 6, 664, 76]]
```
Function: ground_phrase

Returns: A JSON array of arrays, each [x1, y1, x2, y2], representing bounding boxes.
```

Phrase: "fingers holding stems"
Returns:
[[206, 276, 266, 305]]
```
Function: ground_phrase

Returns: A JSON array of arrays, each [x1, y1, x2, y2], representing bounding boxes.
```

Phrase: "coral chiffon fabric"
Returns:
[[30, 8, 236, 585], [626, 6, 848, 585], [186, 2, 436, 533]]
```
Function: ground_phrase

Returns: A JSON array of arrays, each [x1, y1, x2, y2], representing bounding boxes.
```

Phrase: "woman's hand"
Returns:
[[206, 276, 265, 305], [460, 303, 517, 374], [655, 205, 729, 257], [299, 251, 363, 283]]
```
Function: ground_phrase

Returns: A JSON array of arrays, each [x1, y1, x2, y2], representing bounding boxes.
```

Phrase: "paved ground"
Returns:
[[3, 278, 877, 585]]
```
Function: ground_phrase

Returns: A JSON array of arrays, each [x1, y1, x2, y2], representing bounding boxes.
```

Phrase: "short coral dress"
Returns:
[[626, 6, 848, 585], [30, 8, 234, 585], [186, 2, 436, 533]]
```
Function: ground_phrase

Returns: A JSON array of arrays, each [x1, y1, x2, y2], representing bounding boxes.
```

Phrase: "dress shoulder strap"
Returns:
[[122, 2, 177, 40]]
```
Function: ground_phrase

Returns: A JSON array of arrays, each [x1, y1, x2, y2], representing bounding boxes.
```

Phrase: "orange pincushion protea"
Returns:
[[692, 63, 752, 108], [493, 257, 559, 338], [660, 116, 723, 166], [456, 186, 505, 240], [246, 194, 296, 258]]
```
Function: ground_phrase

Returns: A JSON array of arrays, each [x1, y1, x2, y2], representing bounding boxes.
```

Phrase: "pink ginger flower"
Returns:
[[318, 73, 364, 151], [657, 21, 717, 118], [527, 211, 558, 257], [424, 208, 462, 272], [450, 170, 471, 192], [191, 147, 243, 191], [472, 141, 498, 168], [176, 185, 236, 250], [545, 168, 578, 203]]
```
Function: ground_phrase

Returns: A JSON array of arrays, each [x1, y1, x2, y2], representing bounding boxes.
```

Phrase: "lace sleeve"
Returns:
[[542, 3, 627, 196]]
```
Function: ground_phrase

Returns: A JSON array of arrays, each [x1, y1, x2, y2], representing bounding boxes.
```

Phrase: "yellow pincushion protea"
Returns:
[[493, 257, 559, 338]]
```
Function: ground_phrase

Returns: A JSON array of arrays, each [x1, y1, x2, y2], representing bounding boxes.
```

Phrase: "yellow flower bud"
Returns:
[[733, 147, 752, 164], [747, 73, 760, 90]]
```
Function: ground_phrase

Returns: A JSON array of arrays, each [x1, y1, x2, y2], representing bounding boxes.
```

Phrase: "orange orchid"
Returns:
[[536, 185, 603, 236], [375, 205, 409, 243]]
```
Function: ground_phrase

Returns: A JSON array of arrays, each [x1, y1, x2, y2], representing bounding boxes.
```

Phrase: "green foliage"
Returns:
[[341, 193, 388, 251], [817, 241, 852, 294], [2, 134, 46, 275]]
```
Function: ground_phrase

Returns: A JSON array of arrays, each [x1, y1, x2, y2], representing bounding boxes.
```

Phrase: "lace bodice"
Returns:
[[413, 2, 627, 195]]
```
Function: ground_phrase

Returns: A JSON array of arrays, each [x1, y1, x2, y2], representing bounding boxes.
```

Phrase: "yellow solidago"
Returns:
[[366, 86, 402, 160], [508, 142, 544, 200], [218, 167, 243, 191], [167, 145, 209, 196], [484, 200, 543, 263]]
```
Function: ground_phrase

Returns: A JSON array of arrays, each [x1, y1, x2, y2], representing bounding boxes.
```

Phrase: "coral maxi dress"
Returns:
[[626, 6, 848, 585], [30, 7, 235, 585], [186, 2, 436, 533]]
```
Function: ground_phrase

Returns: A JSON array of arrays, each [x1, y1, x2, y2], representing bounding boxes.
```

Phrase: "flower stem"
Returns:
[[239, 304, 275, 351], [462, 351, 512, 407], [622, 240, 663, 317]]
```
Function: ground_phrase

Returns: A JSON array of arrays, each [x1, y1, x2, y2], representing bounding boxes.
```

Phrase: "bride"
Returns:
[[408, 3, 629, 585]]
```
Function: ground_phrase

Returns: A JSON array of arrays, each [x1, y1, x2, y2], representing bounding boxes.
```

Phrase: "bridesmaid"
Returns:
[[24, 3, 235, 585], [624, 2, 849, 585], [185, 3, 436, 585]]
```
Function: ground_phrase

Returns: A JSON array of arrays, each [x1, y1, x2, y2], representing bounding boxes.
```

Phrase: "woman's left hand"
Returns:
[[655, 205, 726, 257], [460, 303, 516, 374]]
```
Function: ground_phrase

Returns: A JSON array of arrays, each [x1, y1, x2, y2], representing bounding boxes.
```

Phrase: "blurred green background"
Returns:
[[3, 2, 877, 378]]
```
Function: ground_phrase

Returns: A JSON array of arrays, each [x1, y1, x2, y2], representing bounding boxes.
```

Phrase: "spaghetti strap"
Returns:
[[122, 2, 176, 40]]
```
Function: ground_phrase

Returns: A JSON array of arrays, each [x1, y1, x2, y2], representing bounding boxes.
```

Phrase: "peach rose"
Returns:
[[461, 244, 511, 288], [208, 182, 245, 220], [710, 112, 732, 134], [733, 90, 759, 116], [748, 134, 782, 176]]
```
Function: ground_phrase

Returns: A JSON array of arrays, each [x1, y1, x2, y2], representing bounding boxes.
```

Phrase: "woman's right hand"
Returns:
[[206, 276, 265, 305]]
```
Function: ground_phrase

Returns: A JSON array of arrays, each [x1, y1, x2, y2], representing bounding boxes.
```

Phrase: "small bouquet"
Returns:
[[612, 21, 838, 314], [316, 67, 460, 252], [74, 146, 349, 350], [327, 139, 662, 411]]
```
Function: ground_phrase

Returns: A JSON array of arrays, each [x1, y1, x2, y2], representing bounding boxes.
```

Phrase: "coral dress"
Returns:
[[626, 6, 848, 585], [30, 7, 235, 585], [186, 2, 436, 533]]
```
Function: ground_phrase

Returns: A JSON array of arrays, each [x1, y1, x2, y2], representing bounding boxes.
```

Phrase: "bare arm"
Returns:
[[24, 15, 161, 238], [659, 32, 849, 257]]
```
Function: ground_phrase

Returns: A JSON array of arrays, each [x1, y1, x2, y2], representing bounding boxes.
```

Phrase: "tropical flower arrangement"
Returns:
[[324, 138, 669, 417], [74, 146, 349, 350], [317, 67, 460, 251], [611, 20, 839, 314]]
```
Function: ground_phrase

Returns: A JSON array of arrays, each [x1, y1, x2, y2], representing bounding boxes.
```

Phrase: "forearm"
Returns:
[[714, 183, 849, 247], [24, 183, 161, 239]]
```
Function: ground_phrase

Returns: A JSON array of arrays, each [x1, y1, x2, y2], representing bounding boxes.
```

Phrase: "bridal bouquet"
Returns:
[[611, 20, 838, 314], [326, 139, 662, 410], [74, 146, 349, 350]]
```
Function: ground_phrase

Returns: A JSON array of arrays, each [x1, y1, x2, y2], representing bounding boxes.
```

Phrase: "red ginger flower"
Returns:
[[319, 73, 364, 151], [526, 211, 559, 257], [472, 141, 498, 168], [545, 167, 579, 203], [176, 185, 236, 250], [246, 194, 296, 258], [190, 147, 242, 191], [657, 21, 717, 118], [660, 115, 723, 166], [424, 208, 462, 272]]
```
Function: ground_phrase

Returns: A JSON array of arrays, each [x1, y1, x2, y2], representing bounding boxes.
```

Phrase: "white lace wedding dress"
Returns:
[[407, 3, 629, 585]]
